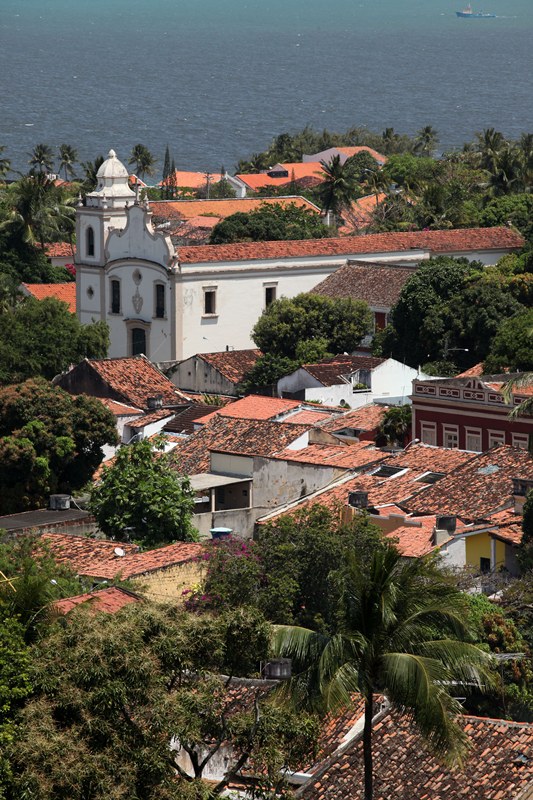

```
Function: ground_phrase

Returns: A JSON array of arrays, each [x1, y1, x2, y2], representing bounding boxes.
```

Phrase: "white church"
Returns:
[[75, 150, 524, 362]]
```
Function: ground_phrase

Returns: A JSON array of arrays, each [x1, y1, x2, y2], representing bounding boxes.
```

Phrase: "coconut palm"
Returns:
[[0, 145, 10, 180], [28, 143, 54, 175], [381, 127, 400, 154], [57, 143, 78, 181], [318, 155, 358, 222], [1, 173, 75, 249], [475, 128, 506, 173], [80, 154, 104, 193], [488, 145, 523, 196], [273, 542, 491, 800], [414, 125, 439, 157], [128, 143, 156, 182]]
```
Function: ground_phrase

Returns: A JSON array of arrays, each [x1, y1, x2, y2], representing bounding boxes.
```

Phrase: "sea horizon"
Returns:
[[1, 0, 532, 176]]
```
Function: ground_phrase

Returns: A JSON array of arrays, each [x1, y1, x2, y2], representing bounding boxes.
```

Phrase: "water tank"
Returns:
[[210, 527, 232, 540], [263, 658, 292, 681], [348, 491, 369, 509], [49, 494, 71, 510]]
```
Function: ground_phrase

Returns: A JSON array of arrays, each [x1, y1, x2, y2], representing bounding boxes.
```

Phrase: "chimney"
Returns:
[[348, 491, 369, 509], [433, 515, 456, 546], [146, 395, 163, 410]]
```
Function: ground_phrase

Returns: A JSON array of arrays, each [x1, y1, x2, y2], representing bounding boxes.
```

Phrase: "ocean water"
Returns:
[[0, 0, 531, 176]]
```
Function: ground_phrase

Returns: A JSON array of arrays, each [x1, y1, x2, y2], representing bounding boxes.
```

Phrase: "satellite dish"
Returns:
[[114, 547, 126, 557]]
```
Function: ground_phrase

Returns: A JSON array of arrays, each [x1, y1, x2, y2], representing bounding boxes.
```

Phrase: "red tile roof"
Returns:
[[22, 282, 76, 313], [405, 445, 533, 521], [284, 409, 338, 425], [335, 146, 388, 163], [93, 397, 143, 416], [127, 409, 175, 430], [55, 586, 141, 615], [86, 355, 190, 409], [170, 415, 312, 474], [151, 197, 320, 221], [311, 261, 415, 308], [386, 515, 446, 558], [339, 194, 387, 233], [195, 394, 302, 424], [236, 163, 326, 191], [198, 349, 263, 385], [178, 227, 524, 264], [43, 242, 74, 258], [159, 170, 223, 189], [302, 356, 386, 386], [273, 442, 388, 470], [40, 533, 203, 580], [456, 362, 485, 378], [321, 404, 389, 434], [301, 709, 533, 800]]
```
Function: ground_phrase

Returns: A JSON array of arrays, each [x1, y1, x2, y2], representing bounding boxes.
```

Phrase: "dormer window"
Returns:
[[86, 226, 95, 257]]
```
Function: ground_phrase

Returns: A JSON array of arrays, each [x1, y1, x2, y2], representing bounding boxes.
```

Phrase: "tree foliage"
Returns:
[[377, 405, 412, 446], [0, 172, 75, 250], [252, 293, 372, 361], [484, 309, 533, 373], [0, 297, 109, 384], [7, 604, 318, 800], [209, 202, 328, 244], [0, 379, 117, 513], [0, 615, 31, 799], [90, 438, 197, 547]]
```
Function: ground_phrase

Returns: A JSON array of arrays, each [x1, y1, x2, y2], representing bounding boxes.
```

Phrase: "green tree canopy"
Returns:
[[0, 297, 109, 384], [209, 202, 328, 244], [252, 293, 372, 361], [90, 438, 197, 547], [484, 309, 533, 373], [377, 405, 412, 447], [0, 615, 31, 798], [0, 173, 75, 250], [7, 604, 318, 800], [0, 379, 117, 514], [128, 143, 156, 181]]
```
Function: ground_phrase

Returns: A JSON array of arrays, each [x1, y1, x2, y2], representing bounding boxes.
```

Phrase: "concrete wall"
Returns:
[[195, 508, 258, 539], [171, 356, 238, 396]]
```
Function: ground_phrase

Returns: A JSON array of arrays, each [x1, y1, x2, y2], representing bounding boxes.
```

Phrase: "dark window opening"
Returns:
[[155, 284, 165, 318], [131, 328, 146, 356], [204, 290, 216, 315], [86, 226, 95, 257], [480, 557, 491, 574], [416, 471, 445, 485], [372, 465, 404, 479], [111, 280, 121, 314], [265, 286, 276, 307], [216, 486, 225, 504]]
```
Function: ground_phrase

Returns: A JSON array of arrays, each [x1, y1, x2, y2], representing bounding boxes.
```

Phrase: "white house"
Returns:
[[75, 150, 524, 362], [277, 355, 430, 408]]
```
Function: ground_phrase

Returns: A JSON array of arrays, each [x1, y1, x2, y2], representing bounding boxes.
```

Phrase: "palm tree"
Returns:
[[273, 542, 491, 800], [488, 145, 523, 196], [0, 274, 22, 313], [57, 143, 78, 181], [128, 143, 156, 182], [475, 128, 506, 173], [28, 143, 54, 175], [1, 173, 75, 249], [318, 155, 358, 222], [414, 125, 439, 157], [80, 154, 105, 193], [377, 404, 412, 446], [381, 127, 400, 154], [0, 145, 10, 181]]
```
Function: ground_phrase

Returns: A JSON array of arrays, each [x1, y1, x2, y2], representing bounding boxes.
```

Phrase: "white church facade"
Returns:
[[75, 150, 524, 362]]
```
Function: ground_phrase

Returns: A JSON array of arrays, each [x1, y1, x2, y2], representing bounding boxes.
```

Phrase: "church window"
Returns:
[[131, 328, 146, 356], [86, 226, 95, 257], [111, 280, 121, 314], [203, 288, 217, 315], [155, 283, 165, 318], [265, 285, 277, 307]]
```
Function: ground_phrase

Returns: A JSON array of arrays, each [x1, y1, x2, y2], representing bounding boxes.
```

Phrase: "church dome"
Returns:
[[96, 149, 130, 180]]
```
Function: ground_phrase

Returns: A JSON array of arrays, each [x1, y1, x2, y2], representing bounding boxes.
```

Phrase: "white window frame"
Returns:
[[202, 286, 218, 317], [420, 422, 437, 446], [488, 429, 505, 449], [512, 433, 528, 450], [442, 424, 459, 449], [465, 427, 482, 453], [263, 282, 278, 308]]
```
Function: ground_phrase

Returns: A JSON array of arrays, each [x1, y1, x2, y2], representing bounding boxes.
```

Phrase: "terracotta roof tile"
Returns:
[[43, 242, 74, 258], [198, 349, 263, 385], [300, 710, 533, 800], [151, 197, 320, 222], [89, 541, 204, 580], [273, 442, 388, 470], [335, 146, 388, 163], [405, 445, 533, 521], [302, 356, 386, 387], [194, 394, 303, 424], [159, 171, 223, 189], [339, 194, 387, 233], [127, 409, 175, 430], [285, 410, 338, 425], [321, 404, 389, 434], [169, 415, 312, 474], [178, 227, 524, 265], [93, 397, 143, 416], [22, 282, 76, 313], [236, 163, 326, 191], [86, 355, 190, 409], [55, 586, 141, 615], [385, 515, 448, 558], [164, 403, 224, 435], [311, 261, 415, 307], [456, 362, 485, 377]]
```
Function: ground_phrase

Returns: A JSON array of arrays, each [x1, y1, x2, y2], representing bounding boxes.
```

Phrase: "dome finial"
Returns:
[[108, 149, 117, 159]]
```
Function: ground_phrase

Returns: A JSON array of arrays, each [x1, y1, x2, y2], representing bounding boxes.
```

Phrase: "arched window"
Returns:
[[131, 328, 146, 356], [86, 226, 95, 257]]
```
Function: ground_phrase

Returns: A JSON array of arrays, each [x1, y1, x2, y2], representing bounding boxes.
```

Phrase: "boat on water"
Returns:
[[456, 4, 496, 17]]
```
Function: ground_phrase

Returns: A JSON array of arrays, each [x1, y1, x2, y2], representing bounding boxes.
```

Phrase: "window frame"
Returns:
[[420, 422, 437, 447], [511, 433, 528, 450], [465, 427, 482, 453], [203, 286, 217, 317], [442, 424, 459, 449], [86, 226, 95, 258], [154, 282, 166, 319], [264, 283, 277, 308], [488, 429, 506, 449]]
